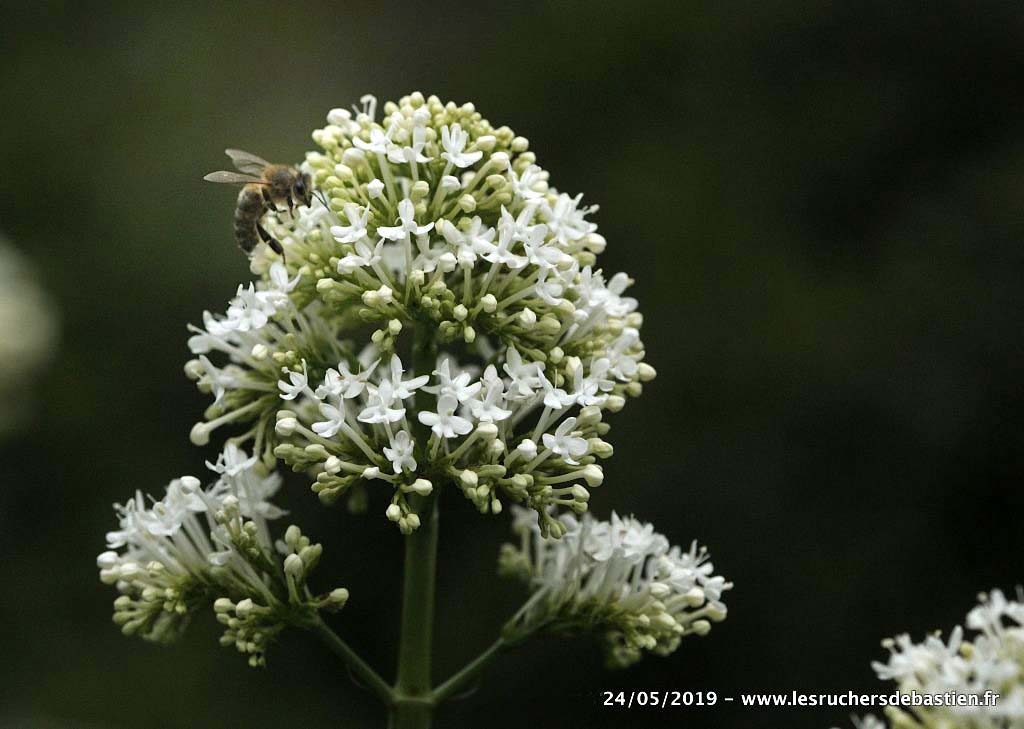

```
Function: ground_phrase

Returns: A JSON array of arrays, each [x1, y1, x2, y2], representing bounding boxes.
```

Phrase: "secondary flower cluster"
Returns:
[[499, 507, 731, 668], [850, 589, 1024, 729], [186, 92, 654, 531], [97, 445, 348, 666]]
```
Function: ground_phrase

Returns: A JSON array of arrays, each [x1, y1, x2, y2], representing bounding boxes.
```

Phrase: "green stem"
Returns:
[[311, 617, 394, 707], [388, 697, 434, 729], [431, 637, 507, 704], [393, 491, 440, 697], [390, 324, 440, 729]]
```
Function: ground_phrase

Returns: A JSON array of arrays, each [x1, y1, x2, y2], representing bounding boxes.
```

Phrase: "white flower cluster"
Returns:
[[97, 445, 348, 666], [186, 93, 654, 532], [185, 262, 343, 459], [0, 234, 56, 435], [851, 589, 1024, 729], [499, 507, 731, 668], [272, 349, 616, 534]]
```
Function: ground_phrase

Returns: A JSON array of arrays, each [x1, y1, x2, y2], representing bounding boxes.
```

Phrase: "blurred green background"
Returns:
[[2, 1, 1023, 727]]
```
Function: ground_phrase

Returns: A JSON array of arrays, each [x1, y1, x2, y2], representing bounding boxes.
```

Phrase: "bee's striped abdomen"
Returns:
[[233, 185, 266, 254]]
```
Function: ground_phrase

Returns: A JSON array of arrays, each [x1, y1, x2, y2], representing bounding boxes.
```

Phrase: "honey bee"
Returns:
[[203, 149, 315, 258]]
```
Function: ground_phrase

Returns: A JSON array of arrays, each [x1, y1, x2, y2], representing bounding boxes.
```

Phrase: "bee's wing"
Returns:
[[225, 148, 271, 175], [203, 170, 266, 185]]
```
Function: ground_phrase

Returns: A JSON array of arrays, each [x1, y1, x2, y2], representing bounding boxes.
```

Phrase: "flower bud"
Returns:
[[705, 603, 728, 621], [305, 444, 329, 459], [516, 439, 538, 459], [577, 406, 603, 427], [538, 315, 561, 335], [580, 465, 603, 487], [604, 395, 626, 412], [585, 233, 607, 254], [410, 180, 430, 200], [684, 587, 706, 606], [476, 422, 498, 441], [571, 484, 591, 502], [284, 554, 304, 577], [489, 151, 509, 170], [299, 544, 322, 565], [275, 417, 297, 436], [189, 423, 211, 446], [410, 478, 433, 496], [328, 587, 350, 607], [649, 583, 671, 599], [183, 359, 204, 379]]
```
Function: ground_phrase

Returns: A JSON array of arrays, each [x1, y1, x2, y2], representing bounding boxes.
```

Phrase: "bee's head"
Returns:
[[293, 173, 314, 207]]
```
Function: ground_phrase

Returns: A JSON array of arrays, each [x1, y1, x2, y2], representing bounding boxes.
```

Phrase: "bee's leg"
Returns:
[[279, 195, 296, 222], [257, 223, 286, 261], [262, 187, 283, 214]]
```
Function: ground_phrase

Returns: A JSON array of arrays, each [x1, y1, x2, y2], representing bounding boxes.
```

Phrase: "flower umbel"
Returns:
[[185, 93, 655, 533], [97, 446, 348, 666], [498, 507, 731, 669]]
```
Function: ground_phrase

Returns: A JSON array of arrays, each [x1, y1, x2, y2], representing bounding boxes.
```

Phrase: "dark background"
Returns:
[[2, 2, 1023, 727]]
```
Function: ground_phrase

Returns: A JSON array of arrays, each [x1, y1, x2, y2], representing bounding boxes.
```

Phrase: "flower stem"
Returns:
[[310, 617, 394, 707], [431, 637, 506, 704], [390, 497, 439, 729], [390, 323, 440, 729], [388, 697, 434, 729], [393, 492, 440, 696]]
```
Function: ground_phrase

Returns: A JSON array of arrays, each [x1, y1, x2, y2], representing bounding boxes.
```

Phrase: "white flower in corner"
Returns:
[[848, 588, 1024, 729]]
